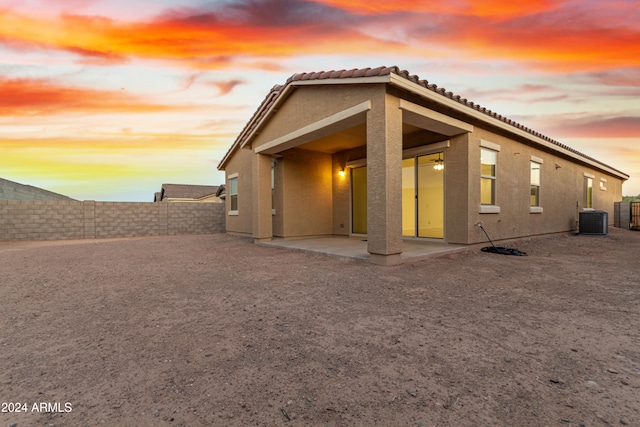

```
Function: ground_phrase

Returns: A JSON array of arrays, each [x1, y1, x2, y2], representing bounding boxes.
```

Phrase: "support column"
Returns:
[[252, 152, 273, 242], [366, 93, 403, 265]]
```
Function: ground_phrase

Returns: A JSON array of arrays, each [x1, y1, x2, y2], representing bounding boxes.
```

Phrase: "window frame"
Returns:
[[600, 177, 607, 191], [480, 144, 500, 213], [228, 173, 238, 215], [271, 162, 276, 215], [530, 158, 543, 213], [583, 174, 594, 210]]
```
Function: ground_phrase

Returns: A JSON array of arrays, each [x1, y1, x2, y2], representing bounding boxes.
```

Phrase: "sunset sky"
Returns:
[[1, 0, 639, 200]]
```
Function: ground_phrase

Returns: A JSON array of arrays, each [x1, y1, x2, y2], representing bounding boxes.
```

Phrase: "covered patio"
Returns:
[[260, 236, 467, 264], [249, 85, 473, 265]]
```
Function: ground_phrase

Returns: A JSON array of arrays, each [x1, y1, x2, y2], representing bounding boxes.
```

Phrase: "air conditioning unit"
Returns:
[[579, 210, 608, 235]]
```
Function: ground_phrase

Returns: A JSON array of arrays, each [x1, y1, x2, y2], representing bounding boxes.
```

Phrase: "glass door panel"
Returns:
[[417, 153, 444, 238], [402, 158, 416, 236], [351, 166, 367, 234]]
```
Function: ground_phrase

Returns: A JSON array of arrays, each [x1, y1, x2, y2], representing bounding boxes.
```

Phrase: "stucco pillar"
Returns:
[[252, 152, 273, 242], [366, 93, 403, 265]]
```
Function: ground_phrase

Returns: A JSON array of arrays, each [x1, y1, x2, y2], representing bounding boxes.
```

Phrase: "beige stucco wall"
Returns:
[[279, 148, 333, 237], [166, 195, 222, 203], [272, 157, 284, 237], [252, 84, 381, 151], [366, 91, 403, 259], [224, 147, 253, 236], [331, 154, 350, 235], [462, 127, 624, 244], [442, 133, 471, 244]]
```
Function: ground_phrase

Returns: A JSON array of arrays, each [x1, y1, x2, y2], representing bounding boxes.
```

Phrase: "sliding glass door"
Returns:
[[351, 153, 443, 238], [402, 152, 444, 239], [351, 166, 367, 234]]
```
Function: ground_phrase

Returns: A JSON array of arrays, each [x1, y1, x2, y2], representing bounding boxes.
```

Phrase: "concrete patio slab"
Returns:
[[260, 236, 467, 263]]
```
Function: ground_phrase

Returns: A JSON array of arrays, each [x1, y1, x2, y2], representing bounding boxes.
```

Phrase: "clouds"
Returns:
[[1, 0, 638, 73], [209, 79, 245, 96], [403, 2, 639, 72], [315, 0, 565, 17], [537, 113, 640, 138], [0, 77, 186, 116], [0, 1, 391, 70]]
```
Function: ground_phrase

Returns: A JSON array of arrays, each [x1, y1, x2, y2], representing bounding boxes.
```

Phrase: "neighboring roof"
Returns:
[[0, 177, 76, 201], [159, 184, 220, 200], [217, 66, 628, 180]]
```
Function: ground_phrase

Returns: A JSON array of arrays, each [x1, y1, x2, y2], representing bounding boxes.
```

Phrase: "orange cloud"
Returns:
[[316, 0, 564, 17], [210, 79, 245, 96], [1, 0, 637, 74], [405, 1, 640, 72], [0, 77, 188, 116], [0, 6, 405, 70]]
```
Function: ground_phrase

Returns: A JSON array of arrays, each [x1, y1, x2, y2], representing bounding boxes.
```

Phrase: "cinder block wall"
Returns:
[[94, 202, 166, 238], [0, 200, 84, 240], [0, 178, 75, 201], [0, 201, 225, 241], [167, 202, 225, 235]]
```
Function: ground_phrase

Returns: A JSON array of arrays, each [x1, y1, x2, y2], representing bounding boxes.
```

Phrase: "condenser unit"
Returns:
[[579, 210, 608, 235]]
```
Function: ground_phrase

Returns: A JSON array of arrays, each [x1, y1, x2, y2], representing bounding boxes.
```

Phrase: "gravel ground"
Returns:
[[1, 228, 639, 426]]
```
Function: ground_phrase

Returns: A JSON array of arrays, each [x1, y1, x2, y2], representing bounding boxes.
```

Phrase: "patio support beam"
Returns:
[[252, 152, 273, 242], [366, 92, 403, 265], [255, 101, 371, 155]]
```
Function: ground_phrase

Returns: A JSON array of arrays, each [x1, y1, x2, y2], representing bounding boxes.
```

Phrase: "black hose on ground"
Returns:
[[475, 223, 527, 256]]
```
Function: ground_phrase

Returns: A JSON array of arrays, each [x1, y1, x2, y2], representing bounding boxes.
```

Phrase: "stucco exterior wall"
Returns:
[[252, 84, 381, 150], [224, 147, 253, 236], [272, 157, 284, 237], [366, 91, 403, 259], [331, 154, 351, 236], [280, 148, 333, 237], [463, 127, 624, 244], [442, 133, 471, 244]]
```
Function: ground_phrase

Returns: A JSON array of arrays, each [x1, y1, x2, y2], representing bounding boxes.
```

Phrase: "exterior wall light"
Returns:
[[338, 169, 345, 177]]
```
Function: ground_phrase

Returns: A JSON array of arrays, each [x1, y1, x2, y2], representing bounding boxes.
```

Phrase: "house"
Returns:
[[217, 66, 628, 265], [0, 177, 75, 201], [155, 184, 222, 203], [215, 184, 226, 200]]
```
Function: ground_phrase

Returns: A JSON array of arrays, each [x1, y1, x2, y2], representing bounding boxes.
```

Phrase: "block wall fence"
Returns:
[[0, 200, 225, 241]]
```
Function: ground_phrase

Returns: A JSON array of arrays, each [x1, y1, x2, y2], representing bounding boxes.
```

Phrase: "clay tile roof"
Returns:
[[218, 66, 628, 178], [160, 184, 219, 200]]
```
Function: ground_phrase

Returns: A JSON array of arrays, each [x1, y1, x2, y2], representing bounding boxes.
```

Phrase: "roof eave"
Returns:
[[388, 74, 629, 181]]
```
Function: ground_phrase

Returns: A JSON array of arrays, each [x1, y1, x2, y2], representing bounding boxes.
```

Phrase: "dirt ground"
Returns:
[[1, 228, 639, 427]]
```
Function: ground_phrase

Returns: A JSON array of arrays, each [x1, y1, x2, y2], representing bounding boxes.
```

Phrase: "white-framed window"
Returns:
[[480, 147, 497, 206], [584, 174, 594, 210], [271, 162, 276, 215], [529, 157, 543, 213], [228, 173, 238, 215], [600, 178, 607, 191]]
